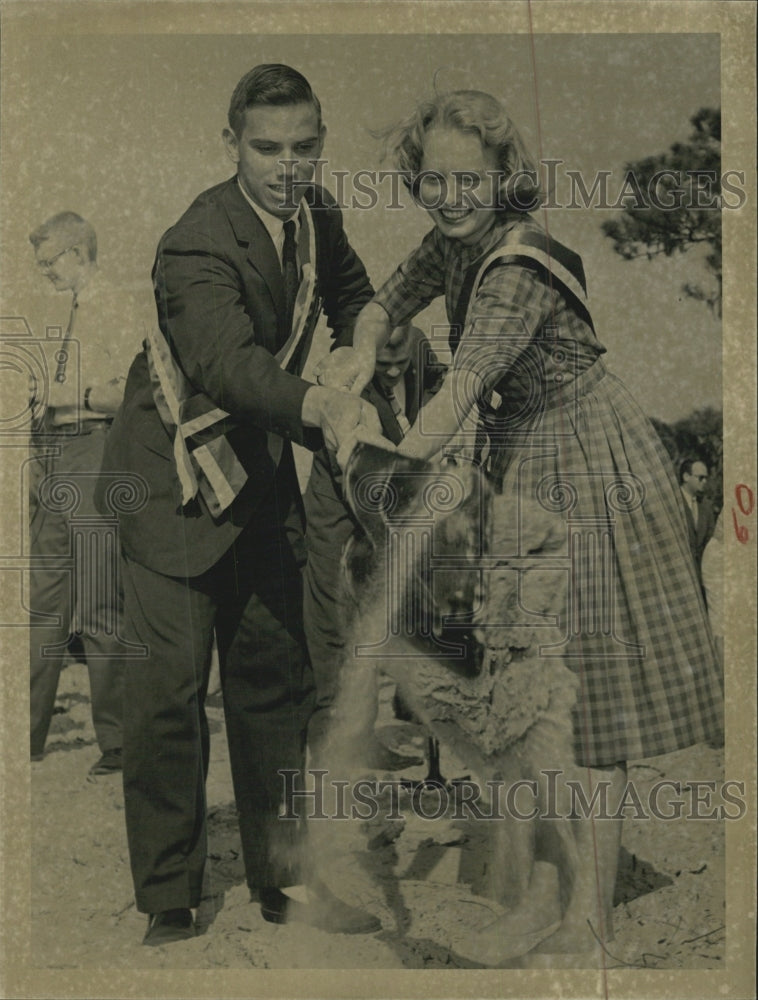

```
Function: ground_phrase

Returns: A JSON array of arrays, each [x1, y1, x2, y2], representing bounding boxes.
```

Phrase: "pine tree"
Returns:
[[602, 108, 722, 315]]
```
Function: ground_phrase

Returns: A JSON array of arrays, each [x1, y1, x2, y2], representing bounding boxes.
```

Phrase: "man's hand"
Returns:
[[46, 376, 126, 414], [302, 385, 382, 453], [85, 377, 126, 414]]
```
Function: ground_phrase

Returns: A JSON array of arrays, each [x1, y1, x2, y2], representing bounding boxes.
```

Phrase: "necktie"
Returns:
[[31, 293, 77, 426], [385, 386, 412, 437], [282, 220, 299, 334], [54, 293, 78, 384]]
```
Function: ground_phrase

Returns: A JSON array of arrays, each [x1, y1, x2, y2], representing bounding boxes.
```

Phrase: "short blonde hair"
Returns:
[[29, 211, 97, 262], [378, 88, 543, 213]]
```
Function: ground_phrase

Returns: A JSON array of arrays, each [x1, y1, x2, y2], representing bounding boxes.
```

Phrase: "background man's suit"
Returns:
[[98, 177, 373, 913], [684, 495, 717, 568], [683, 494, 717, 599]]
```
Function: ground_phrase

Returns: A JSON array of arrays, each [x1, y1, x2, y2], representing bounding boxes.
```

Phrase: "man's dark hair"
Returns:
[[679, 456, 708, 484], [228, 64, 322, 137]]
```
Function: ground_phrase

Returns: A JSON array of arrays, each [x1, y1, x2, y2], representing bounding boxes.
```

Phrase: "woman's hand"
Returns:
[[318, 302, 394, 395], [336, 423, 396, 473], [312, 347, 367, 391]]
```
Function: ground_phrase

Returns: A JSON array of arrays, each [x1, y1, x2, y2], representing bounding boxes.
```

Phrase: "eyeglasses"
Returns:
[[36, 245, 78, 270]]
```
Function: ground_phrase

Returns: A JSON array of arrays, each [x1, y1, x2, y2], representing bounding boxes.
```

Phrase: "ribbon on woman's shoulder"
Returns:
[[445, 221, 596, 469], [473, 224, 594, 332], [146, 201, 319, 518]]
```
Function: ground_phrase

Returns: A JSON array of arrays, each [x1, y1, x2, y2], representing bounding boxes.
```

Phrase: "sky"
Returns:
[[1, 28, 723, 422]]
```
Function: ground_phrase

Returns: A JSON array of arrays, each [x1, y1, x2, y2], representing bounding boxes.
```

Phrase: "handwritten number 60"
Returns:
[[732, 484, 754, 544]]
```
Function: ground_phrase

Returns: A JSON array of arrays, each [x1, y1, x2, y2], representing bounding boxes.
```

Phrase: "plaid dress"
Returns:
[[373, 215, 724, 766]]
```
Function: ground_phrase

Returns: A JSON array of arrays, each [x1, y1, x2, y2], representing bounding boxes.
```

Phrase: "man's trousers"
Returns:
[[29, 423, 125, 756], [120, 483, 315, 914]]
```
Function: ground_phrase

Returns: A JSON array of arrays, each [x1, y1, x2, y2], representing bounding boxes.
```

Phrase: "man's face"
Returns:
[[374, 338, 412, 393], [223, 103, 325, 219], [34, 238, 83, 293], [683, 462, 709, 499]]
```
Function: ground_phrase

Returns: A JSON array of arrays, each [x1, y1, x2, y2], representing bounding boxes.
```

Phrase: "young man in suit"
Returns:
[[303, 324, 446, 767], [98, 64, 381, 945]]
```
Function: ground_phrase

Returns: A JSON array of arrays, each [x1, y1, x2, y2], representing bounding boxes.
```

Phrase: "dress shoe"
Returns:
[[259, 885, 381, 934], [142, 908, 197, 946], [89, 748, 122, 775], [31, 751, 44, 763]]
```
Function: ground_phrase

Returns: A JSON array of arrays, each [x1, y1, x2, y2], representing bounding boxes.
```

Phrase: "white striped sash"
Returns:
[[146, 200, 319, 517]]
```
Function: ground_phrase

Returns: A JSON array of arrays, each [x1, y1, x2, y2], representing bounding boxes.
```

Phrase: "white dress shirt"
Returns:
[[42, 271, 145, 425], [237, 179, 300, 266]]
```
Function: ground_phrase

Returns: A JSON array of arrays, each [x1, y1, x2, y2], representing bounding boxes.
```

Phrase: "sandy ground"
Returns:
[[30, 661, 726, 972]]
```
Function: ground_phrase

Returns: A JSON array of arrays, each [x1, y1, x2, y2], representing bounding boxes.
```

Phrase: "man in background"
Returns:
[[679, 457, 717, 581], [28, 211, 140, 774]]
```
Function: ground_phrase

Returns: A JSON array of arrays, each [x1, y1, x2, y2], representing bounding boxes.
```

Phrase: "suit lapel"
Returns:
[[695, 499, 709, 548], [686, 496, 704, 538], [682, 497, 699, 552], [304, 185, 325, 290], [219, 178, 287, 331]]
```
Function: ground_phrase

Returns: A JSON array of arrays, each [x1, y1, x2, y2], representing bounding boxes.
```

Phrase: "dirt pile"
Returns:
[[28, 656, 725, 970]]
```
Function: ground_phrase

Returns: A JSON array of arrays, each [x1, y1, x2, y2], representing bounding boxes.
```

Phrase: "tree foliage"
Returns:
[[602, 108, 722, 315]]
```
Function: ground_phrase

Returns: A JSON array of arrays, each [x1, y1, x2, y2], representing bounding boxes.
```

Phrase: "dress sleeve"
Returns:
[[452, 260, 556, 393], [372, 227, 446, 326]]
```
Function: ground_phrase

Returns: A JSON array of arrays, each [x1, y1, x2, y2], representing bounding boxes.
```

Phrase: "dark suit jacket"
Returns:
[[684, 494, 717, 568], [98, 177, 373, 577]]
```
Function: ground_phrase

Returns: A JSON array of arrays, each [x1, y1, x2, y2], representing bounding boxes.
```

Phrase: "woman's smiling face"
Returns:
[[417, 127, 501, 245]]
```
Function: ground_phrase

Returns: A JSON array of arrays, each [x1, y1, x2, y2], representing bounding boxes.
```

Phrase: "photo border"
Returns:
[[1, 2, 755, 998]]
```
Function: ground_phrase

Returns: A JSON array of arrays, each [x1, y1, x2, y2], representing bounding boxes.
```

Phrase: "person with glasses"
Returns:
[[28, 211, 144, 774]]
